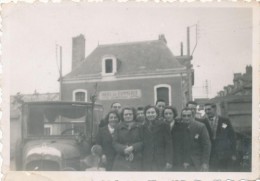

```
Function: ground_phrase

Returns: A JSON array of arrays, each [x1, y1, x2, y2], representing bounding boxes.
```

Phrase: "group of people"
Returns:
[[83, 100, 237, 172]]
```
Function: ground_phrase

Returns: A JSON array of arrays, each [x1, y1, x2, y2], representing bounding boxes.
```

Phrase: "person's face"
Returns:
[[123, 109, 134, 122], [164, 109, 174, 123], [145, 108, 157, 122], [108, 113, 119, 128], [181, 110, 193, 124], [137, 110, 145, 120], [111, 103, 122, 113], [187, 103, 197, 115], [156, 102, 166, 114], [205, 105, 216, 118]]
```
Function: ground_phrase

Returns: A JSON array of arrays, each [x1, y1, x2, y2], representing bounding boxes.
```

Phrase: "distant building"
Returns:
[[61, 34, 194, 114], [217, 65, 252, 97], [211, 65, 252, 135]]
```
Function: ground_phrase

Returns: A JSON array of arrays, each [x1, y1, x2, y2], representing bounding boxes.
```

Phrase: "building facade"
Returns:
[[62, 34, 194, 115]]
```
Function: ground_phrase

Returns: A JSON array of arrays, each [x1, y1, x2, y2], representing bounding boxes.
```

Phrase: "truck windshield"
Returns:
[[26, 104, 88, 136]]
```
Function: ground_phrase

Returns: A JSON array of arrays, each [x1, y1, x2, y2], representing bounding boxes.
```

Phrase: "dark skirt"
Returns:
[[112, 153, 142, 171]]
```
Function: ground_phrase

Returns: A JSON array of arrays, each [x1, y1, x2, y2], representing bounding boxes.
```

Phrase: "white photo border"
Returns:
[[1, 1, 259, 181]]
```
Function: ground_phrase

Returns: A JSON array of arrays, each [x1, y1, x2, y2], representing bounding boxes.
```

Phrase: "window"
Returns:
[[73, 89, 87, 102], [44, 125, 52, 135], [75, 92, 85, 102], [105, 59, 113, 73], [154, 84, 172, 106], [102, 55, 117, 76]]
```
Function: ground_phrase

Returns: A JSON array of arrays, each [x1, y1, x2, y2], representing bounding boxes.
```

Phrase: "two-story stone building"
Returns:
[[61, 34, 194, 114]]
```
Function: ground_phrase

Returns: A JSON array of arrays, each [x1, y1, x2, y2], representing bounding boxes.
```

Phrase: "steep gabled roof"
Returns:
[[64, 39, 184, 79]]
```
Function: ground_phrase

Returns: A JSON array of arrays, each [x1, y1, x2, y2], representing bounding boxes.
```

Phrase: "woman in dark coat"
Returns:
[[162, 106, 180, 170], [142, 105, 173, 171], [95, 110, 120, 171], [112, 107, 143, 171], [162, 106, 178, 130]]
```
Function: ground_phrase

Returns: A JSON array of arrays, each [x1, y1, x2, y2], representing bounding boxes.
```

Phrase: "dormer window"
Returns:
[[105, 59, 113, 73], [102, 55, 117, 76]]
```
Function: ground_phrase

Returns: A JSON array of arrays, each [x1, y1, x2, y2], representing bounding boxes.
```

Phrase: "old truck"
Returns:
[[14, 101, 103, 171]]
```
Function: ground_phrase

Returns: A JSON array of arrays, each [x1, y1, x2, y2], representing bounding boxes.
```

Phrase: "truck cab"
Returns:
[[15, 101, 103, 171]]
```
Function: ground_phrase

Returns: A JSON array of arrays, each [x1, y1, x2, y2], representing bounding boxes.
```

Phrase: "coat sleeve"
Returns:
[[226, 119, 236, 156], [112, 128, 127, 154], [132, 126, 143, 152], [164, 124, 173, 164], [200, 124, 211, 165], [99, 118, 108, 128]]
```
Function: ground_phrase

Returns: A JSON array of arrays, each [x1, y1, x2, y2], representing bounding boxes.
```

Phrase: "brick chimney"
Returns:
[[246, 65, 252, 74], [158, 34, 167, 44], [223, 86, 228, 96], [72, 34, 85, 70]]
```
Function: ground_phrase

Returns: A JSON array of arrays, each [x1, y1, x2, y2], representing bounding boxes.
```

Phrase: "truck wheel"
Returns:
[[15, 139, 23, 171]]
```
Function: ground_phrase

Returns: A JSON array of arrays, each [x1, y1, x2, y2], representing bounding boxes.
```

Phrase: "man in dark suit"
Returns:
[[204, 103, 237, 171], [174, 108, 211, 171], [155, 99, 167, 118], [136, 106, 146, 125]]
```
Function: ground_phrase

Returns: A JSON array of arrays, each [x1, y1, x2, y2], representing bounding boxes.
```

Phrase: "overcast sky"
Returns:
[[3, 2, 252, 98]]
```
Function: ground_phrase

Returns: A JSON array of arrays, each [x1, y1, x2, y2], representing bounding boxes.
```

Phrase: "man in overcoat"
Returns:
[[174, 108, 211, 171], [155, 99, 166, 118], [203, 103, 237, 171]]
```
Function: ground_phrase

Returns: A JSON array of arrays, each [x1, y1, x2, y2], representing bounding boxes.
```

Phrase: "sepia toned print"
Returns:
[[1, 1, 259, 180]]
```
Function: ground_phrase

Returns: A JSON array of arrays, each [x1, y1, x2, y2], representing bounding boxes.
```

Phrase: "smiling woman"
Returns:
[[95, 110, 120, 171]]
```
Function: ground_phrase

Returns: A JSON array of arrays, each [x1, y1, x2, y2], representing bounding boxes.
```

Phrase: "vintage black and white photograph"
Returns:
[[1, 1, 259, 180]]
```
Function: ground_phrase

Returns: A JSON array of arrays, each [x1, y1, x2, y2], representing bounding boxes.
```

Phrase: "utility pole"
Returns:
[[90, 82, 98, 145], [60, 46, 63, 100], [188, 23, 199, 100], [188, 23, 199, 56], [192, 24, 198, 56], [205, 80, 209, 98], [56, 45, 63, 101], [186, 26, 192, 100], [187, 26, 190, 56], [180, 42, 183, 56]]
